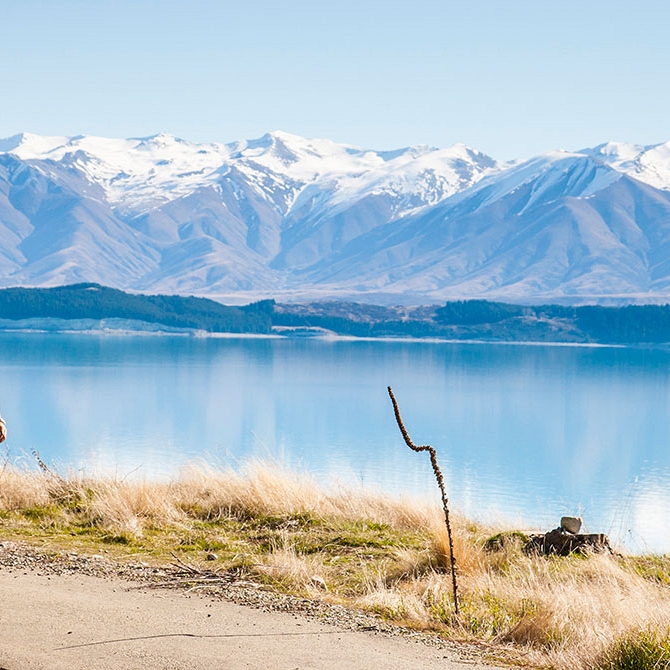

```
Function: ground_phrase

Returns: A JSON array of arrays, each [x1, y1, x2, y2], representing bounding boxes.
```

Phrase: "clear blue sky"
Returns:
[[1, 0, 668, 159]]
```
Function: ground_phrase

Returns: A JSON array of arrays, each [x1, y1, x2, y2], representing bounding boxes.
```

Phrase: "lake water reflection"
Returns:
[[1, 332, 669, 553]]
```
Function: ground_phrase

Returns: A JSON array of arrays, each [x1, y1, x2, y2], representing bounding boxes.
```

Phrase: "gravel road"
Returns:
[[0, 541, 507, 670]]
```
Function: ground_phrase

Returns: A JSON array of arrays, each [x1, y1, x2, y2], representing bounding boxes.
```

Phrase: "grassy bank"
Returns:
[[1, 460, 669, 669]]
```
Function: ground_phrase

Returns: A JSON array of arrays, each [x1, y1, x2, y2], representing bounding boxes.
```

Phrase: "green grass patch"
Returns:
[[101, 533, 133, 545], [624, 555, 670, 587], [594, 628, 670, 669]]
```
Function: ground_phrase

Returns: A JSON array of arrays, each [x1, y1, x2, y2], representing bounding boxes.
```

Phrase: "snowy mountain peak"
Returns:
[[586, 141, 645, 162], [0, 132, 74, 159], [0, 133, 26, 154], [230, 131, 331, 169], [581, 140, 670, 191]]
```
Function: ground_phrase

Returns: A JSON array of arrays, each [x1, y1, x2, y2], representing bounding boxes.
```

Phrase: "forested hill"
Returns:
[[0, 284, 272, 334], [272, 300, 670, 344], [0, 284, 670, 344]]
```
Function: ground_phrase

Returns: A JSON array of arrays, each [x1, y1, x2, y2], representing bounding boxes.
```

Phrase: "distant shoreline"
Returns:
[[0, 317, 623, 348], [1, 283, 670, 346]]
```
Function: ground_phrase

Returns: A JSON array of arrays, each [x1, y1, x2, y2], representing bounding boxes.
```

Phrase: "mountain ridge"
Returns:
[[2, 131, 670, 305]]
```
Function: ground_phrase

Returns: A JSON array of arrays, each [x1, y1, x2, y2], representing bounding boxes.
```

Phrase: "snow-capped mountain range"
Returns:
[[2, 130, 670, 304]]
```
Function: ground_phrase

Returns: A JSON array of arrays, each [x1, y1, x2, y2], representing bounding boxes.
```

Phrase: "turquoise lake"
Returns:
[[1, 332, 669, 553]]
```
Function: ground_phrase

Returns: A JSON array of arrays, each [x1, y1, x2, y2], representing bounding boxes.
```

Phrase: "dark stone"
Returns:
[[524, 528, 611, 556]]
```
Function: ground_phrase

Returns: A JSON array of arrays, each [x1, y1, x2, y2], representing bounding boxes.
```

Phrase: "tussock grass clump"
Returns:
[[592, 627, 670, 669], [87, 480, 184, 536], [0, 469, 51, 511], [2, 459, 670, 669]]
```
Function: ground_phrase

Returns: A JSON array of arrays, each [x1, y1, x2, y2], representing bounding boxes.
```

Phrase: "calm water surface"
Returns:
[[1, 332, 669, 553]]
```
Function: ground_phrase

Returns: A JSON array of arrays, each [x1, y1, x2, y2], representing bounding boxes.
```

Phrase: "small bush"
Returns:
[[484, 531, 529, 552]]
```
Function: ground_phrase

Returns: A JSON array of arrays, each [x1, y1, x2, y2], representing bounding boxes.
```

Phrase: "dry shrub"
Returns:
[[431, 517, 492, 576], [357, 571, 429, 624], [173, 460, 326, 522], [385, 546, 436, 583], [355, 550, 669, 666], [175, 459, 434, 529], [255, 536, 331, 597], [0, 458, 432, 537], [0, 468, 51, 510], [86, 480, 184, 537], [0, 465, 184, 538], [456, 552, 670, 668]]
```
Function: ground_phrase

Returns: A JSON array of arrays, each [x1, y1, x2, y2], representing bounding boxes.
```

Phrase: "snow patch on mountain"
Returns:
[[327, 143, 499, 214], [2, 132, 234, 213], [584, 141, 670, 191], [450, 150, 624, 216]]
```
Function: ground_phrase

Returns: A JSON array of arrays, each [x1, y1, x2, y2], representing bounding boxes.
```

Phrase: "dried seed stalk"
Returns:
[[387, 386, 459, 615]]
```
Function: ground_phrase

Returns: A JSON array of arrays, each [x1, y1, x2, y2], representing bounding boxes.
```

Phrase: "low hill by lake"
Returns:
[[0, 283, 669, 345]]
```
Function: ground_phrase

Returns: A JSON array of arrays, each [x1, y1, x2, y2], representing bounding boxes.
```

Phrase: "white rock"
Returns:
[[560, 516, 582, 534]]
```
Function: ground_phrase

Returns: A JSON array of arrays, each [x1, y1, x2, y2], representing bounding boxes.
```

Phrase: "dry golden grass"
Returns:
[[174, 459, 432, 528], [0, 461, 52, 510], [1, 459, 670, 669]]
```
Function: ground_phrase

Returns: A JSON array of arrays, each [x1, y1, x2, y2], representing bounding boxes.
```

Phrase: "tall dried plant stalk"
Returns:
[[387, 386, 459, 616]]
